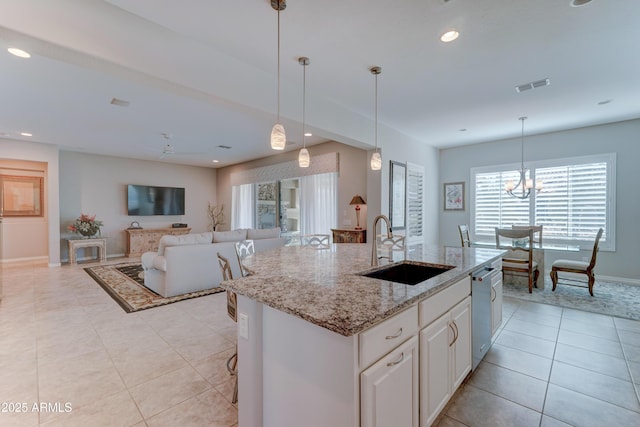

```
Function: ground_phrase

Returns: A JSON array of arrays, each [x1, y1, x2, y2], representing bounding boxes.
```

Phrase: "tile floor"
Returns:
[[1, 260, 639, 426]]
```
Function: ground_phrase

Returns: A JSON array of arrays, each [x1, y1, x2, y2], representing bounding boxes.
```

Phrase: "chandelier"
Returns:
[[505, 117, 542, 199]]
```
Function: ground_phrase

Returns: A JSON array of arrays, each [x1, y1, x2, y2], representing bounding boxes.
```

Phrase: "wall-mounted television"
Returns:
[[127, 184, 185, 216]]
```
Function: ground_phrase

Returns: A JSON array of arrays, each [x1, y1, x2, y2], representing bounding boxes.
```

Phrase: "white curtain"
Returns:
[[231, 184, 254, 229], [299, 172, 337, 235]]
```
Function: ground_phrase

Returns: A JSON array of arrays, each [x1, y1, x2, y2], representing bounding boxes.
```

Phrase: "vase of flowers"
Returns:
[[68, 213, 103, 238]]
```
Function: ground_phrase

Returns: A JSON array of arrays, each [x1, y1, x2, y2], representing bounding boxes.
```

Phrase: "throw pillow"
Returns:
[[247, 227, 281, 239], [213, 229, 248, 243]]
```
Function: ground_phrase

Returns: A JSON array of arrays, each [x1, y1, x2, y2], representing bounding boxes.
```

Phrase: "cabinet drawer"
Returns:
[[360, 305, 418, 370], [419, 276, 470, 328]]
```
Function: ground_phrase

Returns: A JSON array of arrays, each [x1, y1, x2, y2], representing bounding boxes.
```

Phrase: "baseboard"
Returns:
[[0, 256, 48, 265], [62, 252, 126, 264], [597, 274, 640, 286]]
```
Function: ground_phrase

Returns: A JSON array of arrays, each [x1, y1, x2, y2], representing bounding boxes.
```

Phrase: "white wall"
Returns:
[[439, 118, 640, 281], [59, 151, 216, 261], [1, 138, 60, 266]]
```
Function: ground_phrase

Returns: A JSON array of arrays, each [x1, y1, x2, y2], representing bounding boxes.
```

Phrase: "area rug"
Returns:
[[503, 277, 640, 321], [84, 262, 224, 313]]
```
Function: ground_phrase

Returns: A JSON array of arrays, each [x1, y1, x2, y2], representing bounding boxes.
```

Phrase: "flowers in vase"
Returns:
[[68, 213, 103, 237]]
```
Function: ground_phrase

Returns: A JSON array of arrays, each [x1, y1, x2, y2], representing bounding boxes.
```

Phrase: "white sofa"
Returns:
[[141, 228, 286, 297]]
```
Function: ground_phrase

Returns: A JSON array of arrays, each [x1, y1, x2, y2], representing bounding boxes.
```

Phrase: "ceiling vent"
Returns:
[[110, 97, 130, 107], [217, 145, 232, 149], [515, 78, 550, 93]]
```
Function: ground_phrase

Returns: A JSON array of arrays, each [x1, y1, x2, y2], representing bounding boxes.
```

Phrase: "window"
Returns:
[[471, 153, 615, 250], [406, 162, 424, 244]]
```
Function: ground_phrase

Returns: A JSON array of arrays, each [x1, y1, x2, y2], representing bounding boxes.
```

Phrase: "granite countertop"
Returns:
[[221, 243, 504, 337]]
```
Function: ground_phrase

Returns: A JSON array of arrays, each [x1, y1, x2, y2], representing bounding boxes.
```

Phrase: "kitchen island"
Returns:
[[222, 243, 504, 427]]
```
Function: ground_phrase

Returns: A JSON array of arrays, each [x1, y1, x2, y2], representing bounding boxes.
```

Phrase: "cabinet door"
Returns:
[[419, 314, 452, 427], [491, 279, 503, 337], [450, 297, 472, 390], [361, 335, 419, 427]]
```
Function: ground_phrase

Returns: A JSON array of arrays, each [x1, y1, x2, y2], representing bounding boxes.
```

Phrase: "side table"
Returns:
[[67, 237, 107, 264], [331, 228, 367, 243]]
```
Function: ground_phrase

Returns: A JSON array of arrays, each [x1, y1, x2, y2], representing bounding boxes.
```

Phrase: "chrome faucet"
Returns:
[[371, 214, 393, 267]]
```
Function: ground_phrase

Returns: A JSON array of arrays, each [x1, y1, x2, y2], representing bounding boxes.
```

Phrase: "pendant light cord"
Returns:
[[374, 72, 378, 152], [520, 117, 525, 169], [302, 60, 306, 148], [277, 6, 281, 124]]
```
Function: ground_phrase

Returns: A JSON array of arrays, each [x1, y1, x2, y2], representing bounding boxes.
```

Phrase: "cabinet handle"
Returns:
[[385, 328, 403, 340], [386, 352, 404, 367], [491, 287, 496, 302], [453, 321, 459, 344], [448, 322, 456, 347]]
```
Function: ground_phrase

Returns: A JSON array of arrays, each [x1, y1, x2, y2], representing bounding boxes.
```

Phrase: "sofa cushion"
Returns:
[[247, 227, 281, 240], [213, 229, 247, 243], [157, 232, 213, 256]]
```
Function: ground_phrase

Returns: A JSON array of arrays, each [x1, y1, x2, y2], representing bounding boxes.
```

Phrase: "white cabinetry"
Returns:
[[418, 276, 472, 427], [361, 335, 419, 427], [491, 277, 503, 336]]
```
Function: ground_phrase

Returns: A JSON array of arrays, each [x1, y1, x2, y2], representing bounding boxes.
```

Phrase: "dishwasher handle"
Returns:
[[472, 267, 496, 281]]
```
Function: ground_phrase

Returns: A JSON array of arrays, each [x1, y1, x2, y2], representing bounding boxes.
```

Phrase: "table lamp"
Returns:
[[349, 195, 366, 230]]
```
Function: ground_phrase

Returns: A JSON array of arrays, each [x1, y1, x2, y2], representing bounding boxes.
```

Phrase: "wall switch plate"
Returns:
[[238, 313, 249, 339]]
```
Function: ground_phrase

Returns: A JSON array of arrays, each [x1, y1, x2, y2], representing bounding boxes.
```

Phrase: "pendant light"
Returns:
[[298, 57, 310, 167], [505, 117, 543, 199], [370, 66, 382, 170], [270, 0, 287, 150]]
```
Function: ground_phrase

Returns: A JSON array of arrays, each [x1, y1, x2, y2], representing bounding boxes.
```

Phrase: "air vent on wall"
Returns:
[[515, 78, 550, 93], [217, 145, 232, 149]]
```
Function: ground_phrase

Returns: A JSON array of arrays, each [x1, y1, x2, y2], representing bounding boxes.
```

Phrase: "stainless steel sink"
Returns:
[[360, 261, 454, 285]]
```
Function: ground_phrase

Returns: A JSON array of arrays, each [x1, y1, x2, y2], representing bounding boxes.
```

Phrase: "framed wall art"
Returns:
[[389, 161, 406, 230], [444, 181, 465, 211], [0, 175, 44, 217]]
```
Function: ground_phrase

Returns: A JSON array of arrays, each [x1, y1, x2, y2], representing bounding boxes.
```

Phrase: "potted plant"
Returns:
[[68, 213, 103, 238]]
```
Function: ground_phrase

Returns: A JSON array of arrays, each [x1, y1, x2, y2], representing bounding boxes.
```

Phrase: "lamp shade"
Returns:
[[370, 151, 382, 170], [271, 123, 286, 150], [298, 148, 310, 167], [350, 195, 366, 205]]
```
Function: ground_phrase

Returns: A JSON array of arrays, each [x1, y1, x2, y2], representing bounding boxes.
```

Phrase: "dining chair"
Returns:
[[217, 252, 238, 404], [302, 234, 331, 249], [495, 228, 539, 293], [550, 228, 603, 296], [458, 224, 471, 247], [234, 239, 256, 277], [512, 225, 543, 246]]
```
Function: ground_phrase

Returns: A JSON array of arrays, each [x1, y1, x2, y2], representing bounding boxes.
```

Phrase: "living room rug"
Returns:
[[503, 277, 640, 321], [84, 262, 224, 313]]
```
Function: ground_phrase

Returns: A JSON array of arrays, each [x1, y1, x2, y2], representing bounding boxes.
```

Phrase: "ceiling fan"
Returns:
[[154, 133, 205, 159]]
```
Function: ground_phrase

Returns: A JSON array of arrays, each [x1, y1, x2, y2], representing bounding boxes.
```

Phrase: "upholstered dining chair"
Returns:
[[495, 228, 539, 293], [302, 234, 331, 249], [234, 239, 256, 277], [217, 252, 238, 404], [512, 225, 543, 246], [550, 228, 603, 296], [458, 224, 471, 247]]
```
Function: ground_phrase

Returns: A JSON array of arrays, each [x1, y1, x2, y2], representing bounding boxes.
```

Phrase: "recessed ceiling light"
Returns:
[[597, 99, 612, 105], [570, 0, 593, 7], [20, 132, 33, 137], [304, 132, 312, 137], [440, 30, 459, 43], [212, 159, 220, 163], [8, 47, 31, 58]]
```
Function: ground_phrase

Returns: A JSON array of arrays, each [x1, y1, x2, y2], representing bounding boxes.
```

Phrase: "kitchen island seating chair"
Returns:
[[234, 239, 256, 277], [512, 224, 543, 246], [458, 224, 471, 247], [217, 252, 238, 404], [550, 228, 603, 297], [495, 227, 539, 293], [302, 234, 330, 249]]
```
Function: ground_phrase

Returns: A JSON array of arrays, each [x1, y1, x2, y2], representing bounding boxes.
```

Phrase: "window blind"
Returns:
[[406, 163, 424, 243]]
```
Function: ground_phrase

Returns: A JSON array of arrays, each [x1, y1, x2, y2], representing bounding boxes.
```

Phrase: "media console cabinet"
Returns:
[[125, 227, 191, 257]]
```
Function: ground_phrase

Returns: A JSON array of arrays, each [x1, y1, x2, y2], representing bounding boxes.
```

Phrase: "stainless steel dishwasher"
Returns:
[[471, 259, 502, 370]]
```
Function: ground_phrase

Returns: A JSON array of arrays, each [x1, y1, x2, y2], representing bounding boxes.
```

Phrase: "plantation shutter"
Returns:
[[534, 162, 607, 241], [406, 163, 424, 243]]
